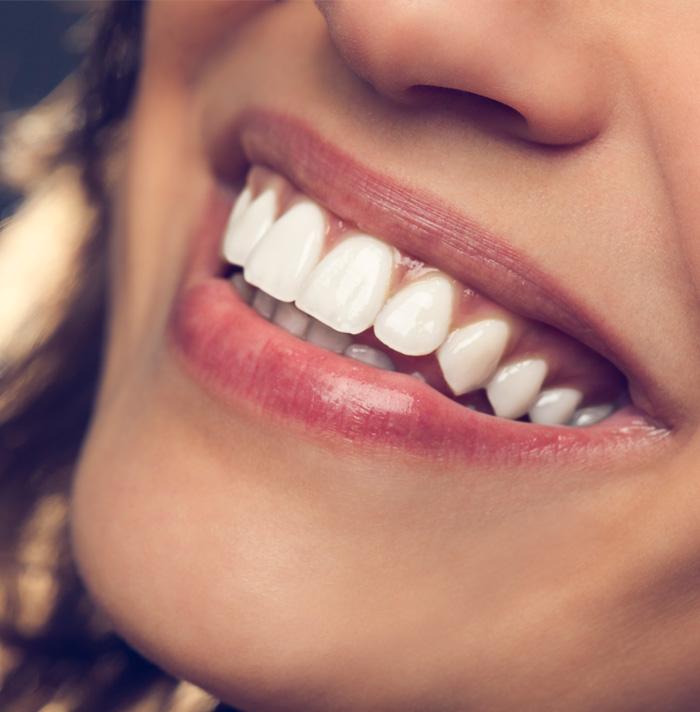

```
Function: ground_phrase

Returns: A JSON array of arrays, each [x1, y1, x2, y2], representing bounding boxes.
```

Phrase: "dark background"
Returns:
[[0, 1, 86, 218]]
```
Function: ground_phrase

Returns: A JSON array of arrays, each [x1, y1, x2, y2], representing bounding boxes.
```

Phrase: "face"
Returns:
[[72, 2, 700, 710]]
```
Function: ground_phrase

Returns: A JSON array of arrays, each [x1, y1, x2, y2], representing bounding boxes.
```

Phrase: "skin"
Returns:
[[72, 2, 700, 710]]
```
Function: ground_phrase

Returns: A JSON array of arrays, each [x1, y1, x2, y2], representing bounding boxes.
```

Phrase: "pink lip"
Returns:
[[169, 111, 670, 467]]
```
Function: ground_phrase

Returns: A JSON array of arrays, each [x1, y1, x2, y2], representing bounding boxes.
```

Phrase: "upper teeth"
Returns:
[[245, 199, 327, 302], [296, 234, 395, 334], [222, 165, 616, 427], [374, 273, 454, 356], [436, 319, 511, 396]]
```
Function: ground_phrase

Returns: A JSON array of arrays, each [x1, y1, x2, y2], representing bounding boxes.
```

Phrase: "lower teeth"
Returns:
[[231, 270, 618, 427], [306, 319, 353, 354], [343, 344, 396, 372], [568, 404, 615, 427], [272, 302, 310, 339]]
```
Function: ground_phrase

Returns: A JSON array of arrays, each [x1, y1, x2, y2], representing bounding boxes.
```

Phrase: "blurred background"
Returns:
[[0, 1, 87, 219]]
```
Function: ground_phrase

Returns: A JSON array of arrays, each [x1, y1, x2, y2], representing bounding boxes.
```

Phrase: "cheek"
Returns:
[[143, 1, 264, 82]]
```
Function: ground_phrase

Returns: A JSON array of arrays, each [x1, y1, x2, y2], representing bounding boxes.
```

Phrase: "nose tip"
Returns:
[[316, 0, 612, 146]]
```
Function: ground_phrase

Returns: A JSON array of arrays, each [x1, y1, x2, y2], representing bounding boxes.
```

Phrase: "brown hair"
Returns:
[[0, 4, 234, 710]]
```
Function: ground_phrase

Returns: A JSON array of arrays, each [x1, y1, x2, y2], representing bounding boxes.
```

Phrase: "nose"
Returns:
[[315, 0, 612, 146]]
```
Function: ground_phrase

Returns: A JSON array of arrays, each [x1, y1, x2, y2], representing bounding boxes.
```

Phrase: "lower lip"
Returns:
[[169, 190, 666, 469]]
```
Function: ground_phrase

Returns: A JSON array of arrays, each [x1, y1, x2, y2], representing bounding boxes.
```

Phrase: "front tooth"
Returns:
[[436, 319, 510, 396], [568, 404, 614, 427], [305, 319, 353, 353], [296, 235, 394, 334], [222, 187, 279, 266], [343, 344, 397, 372], [244, 200, 327, 302], [373, 274, 453, 356], [529, 387, 583, 426], [486, 358, 548, 419], [272, 302, 310, 338]]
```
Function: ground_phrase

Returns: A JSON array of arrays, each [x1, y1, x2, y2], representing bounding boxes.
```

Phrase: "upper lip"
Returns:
[[208, 109, 672, 430]]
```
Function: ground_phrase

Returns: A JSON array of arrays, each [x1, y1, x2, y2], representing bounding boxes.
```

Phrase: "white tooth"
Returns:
[[486, 358, 548, 420], [568, 404, 614, 427], [222, 188, 279, 266], [436, 319, 510, 396], [230, 272, 254, 304], [272, 302, 310, 338], [529, 387, 583, 426], [296, 235, 394, 334], [251, 290, 278, 320], [343, 344, 396, 372], [244, 200, 326, 302], [305, 319, 353, 354], [230, 186, 252, 223], [374, 274, 453, 356]]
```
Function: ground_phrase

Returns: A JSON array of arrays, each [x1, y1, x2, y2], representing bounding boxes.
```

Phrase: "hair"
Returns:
[[0, 3, 234, 710]]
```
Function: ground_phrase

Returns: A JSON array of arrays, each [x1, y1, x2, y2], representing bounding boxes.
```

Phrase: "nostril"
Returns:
[[409, 85, 523, 116], [407, 84, 529, 139]]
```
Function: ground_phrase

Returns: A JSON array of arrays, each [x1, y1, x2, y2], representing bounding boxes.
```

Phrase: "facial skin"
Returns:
[[72, 2, 700, 710]]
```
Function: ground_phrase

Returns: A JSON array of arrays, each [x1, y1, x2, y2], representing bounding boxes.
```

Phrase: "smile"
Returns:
[[170, 112, 669, 466], [222, 165, 625, 427]]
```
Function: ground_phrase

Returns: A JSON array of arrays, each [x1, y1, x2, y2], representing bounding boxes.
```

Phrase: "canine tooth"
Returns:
[[296, 235, 394, 334], [272, 302, 310, 338], [251, 290, 278, 320], [230, 272, 254, 304], [436, 319, 510, 396], [305, 319, 353, 353], [529, 387, 583, 426], [343, 344, 397, 372], [244, 200, 326, 302], [568, 404, 615, 427], [222, 188, 279, 266], [486, 358, 548, 420], [374, 274, 453, 356]]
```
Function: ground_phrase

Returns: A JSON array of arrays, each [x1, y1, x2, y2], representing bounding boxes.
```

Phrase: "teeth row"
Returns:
[[234, 273, 396, 369], [223, 167, 616, 427], [237, 275, 614, 428]]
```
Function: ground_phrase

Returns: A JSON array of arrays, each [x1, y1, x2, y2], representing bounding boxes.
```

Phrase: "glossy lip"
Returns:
[[169, 110, 671, 467]]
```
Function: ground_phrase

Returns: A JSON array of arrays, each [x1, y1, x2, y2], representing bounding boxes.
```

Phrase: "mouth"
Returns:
[[170, 111, 670, 466], [223, 162, 626, 427]]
